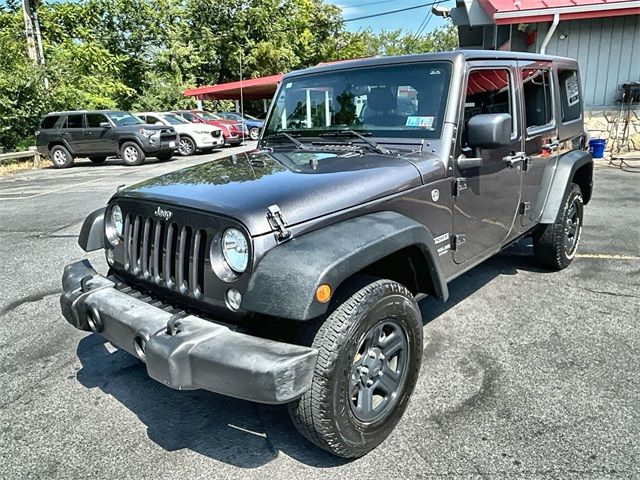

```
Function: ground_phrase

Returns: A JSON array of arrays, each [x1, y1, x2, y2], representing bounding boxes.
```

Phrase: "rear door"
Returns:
[[452, 62, 524, 264], [84, 113, 114, 155], [517, 61, 559, 227], [60, 114, 85, 154]]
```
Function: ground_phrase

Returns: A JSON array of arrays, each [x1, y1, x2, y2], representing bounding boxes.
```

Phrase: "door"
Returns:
[[60, 114, 85, 154], [84, 113, 114, 154], [453, 63, 523, 264], [518, 62, 559, 227]]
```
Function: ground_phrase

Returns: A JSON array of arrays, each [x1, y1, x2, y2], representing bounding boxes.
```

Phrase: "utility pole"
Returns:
[[21, 0, 49, 89], [21, 0, 38, 64]]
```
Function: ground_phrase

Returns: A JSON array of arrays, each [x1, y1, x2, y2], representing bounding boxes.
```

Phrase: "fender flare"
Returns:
[[539, 150, 593, 224], [78, 208, 105, 252], [242, 211, 449, 321]]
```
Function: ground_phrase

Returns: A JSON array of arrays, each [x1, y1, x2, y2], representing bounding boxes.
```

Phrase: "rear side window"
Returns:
[[86, 113, 108, 128], [40, 115, 60, 129], [558, 69, 581, 122], [66, 115, 84, 129], [522, 69, 554, 130]]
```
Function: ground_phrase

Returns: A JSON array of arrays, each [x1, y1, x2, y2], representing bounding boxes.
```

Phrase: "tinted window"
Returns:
[[66, 115, 83, 129], [558, 69, 581, 122], [180, 112, 195, 121], [40, 116, 60, 129], [463, 68, 514, 142], [86, 113, 108, 128], [146, 115, 161, 124], [522, 69, 554, 129]]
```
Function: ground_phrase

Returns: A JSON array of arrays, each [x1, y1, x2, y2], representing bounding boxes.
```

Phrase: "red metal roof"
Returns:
[[183, 74, 283, 100], [478, 0, 640, 24]]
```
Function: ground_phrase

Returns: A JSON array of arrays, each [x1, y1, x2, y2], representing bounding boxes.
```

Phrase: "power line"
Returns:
[[342, 2, 440, 23], [338, 0, 398, 9]]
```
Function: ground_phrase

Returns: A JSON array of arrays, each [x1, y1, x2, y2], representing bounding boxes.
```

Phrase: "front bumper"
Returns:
[[141, 133, 179, 153], [61, 260, 317, 404], [194, 132, 224, 148]]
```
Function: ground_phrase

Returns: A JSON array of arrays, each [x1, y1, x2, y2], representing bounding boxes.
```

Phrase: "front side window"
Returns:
[[264, 62, 452, 139], [66, 115, 83, 129], [199, 111, 222, 121], [86, 113, 108, 128], [522, 69, 554, 130], [105, 111, 143, 127], [462, 68, 514, 144]]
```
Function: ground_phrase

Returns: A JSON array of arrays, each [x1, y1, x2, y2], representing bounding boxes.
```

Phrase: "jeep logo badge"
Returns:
[[154, 206, 173, 221]]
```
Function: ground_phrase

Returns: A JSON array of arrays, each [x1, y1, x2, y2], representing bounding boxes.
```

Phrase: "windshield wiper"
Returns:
[[267, 132, 308, 150], [319, 130, 391, 155]]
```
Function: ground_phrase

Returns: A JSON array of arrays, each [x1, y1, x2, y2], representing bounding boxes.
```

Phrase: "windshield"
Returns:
[[105, 111, 144, 126], [264, 62, 451, 139], [199, 111, 222, 121], [162, 113, 190, 125]]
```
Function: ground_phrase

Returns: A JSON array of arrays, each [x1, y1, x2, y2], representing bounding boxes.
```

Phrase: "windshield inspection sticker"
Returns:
[[406, 116, 434, 129]]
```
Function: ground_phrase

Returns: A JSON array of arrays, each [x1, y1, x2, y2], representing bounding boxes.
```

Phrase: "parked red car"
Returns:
[[173, 110, 246, 146]]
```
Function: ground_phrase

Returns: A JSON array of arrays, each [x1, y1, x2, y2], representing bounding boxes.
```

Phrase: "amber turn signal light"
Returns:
[[315, 284, 332, 303]]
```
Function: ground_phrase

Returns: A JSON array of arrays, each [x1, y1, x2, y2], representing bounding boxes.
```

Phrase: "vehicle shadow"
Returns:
[[74, 240, 549, 468]]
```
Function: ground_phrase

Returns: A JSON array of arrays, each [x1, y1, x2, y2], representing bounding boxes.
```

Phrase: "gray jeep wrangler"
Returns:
[[61, 51, 593, 458]]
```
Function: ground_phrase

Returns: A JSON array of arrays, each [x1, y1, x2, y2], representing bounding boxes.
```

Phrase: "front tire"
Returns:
[[288, 278, 423, 458], [50, 145, 74, 168], [177, 136, 196, 156], [533, 183, 584, 270], [120, 142, 145, 166], [249, 127, 260, 140]]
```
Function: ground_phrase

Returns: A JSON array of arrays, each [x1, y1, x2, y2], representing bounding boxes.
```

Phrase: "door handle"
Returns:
[[503, 151, 526, 167], [543, 140, 559, 151]]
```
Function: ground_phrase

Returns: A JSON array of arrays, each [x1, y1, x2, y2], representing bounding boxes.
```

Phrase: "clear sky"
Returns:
[[330, 0, 455, 34]]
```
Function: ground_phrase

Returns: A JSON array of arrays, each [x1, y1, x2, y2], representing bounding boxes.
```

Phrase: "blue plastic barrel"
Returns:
[[588, 138, 606, 159]]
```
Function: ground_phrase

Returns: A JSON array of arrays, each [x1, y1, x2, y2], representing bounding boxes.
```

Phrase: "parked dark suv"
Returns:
[[60, 51, 593, 458], [36, 110, 179, 168]]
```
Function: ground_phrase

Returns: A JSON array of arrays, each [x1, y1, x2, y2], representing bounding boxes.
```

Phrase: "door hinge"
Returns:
[[451, 234, 466, 251], [453, 178, 467, 197], [519, 201, 531, 216], [267, 204, 291, 241], [523, 156, 532, 172]]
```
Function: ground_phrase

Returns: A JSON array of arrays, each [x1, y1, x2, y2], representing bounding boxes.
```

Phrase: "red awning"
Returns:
[[478, 0, 640, 24], [183, 74, 284, 100]]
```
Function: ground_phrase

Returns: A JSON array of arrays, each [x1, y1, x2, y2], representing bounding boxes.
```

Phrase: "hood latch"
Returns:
[[267, 204, 291, 241]]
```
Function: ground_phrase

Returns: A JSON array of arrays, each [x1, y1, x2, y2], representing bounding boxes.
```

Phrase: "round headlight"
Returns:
[[111, 204, 124, 238], [221, 228, 248, 273]]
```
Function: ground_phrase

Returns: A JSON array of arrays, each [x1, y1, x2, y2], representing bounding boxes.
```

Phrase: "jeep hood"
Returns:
[[116, 149, 431, 236]]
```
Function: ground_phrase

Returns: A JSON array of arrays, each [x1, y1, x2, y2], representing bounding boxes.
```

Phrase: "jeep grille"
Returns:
[[122, 213, 207, 299]]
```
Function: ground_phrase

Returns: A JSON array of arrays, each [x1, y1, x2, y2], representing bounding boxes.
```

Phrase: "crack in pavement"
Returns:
[[0, 288, 62, 316]]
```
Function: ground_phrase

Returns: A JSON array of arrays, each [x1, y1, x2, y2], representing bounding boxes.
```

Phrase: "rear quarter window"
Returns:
[[558, 69, 581, 123], [40, 116, 60, 129]]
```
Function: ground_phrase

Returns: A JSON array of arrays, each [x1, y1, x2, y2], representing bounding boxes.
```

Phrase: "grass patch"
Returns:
[[0, 158, 49, 176]]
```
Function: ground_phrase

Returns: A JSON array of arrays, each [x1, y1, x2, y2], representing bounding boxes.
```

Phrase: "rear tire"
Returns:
[[288, 278, 423, 458], [249, 127, 260, 140], [533, 183, 584, 270], [50, 145, 74, 168], [120, 142, 145, 166], [89, 156, 107, 164]]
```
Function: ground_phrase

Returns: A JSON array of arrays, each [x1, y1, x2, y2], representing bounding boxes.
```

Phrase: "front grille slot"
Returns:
[[123, 213, 206, 299]]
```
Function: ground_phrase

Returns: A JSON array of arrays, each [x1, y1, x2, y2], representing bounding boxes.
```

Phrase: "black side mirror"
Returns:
[[99, 122, 111, 129], [467, 113, 511, 149]]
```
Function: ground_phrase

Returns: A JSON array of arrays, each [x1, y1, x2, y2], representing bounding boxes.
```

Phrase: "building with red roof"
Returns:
[[451, 0, 639, 108]]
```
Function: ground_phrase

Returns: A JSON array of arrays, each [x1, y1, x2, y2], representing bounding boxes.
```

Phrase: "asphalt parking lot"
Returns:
[[0, 149, 638, 479]]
